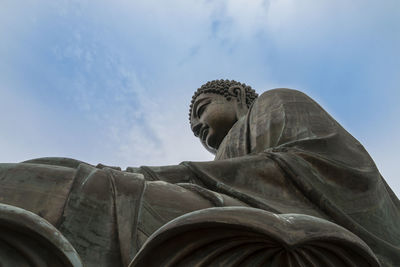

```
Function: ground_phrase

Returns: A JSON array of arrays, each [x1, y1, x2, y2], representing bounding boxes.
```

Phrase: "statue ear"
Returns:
[[228, 85, 246, 104], [228, 84, 248, 117]]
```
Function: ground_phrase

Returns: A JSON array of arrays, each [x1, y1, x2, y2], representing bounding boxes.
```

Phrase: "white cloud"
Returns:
[[0, 0, 398, 196], [95, 70, 213, 167]]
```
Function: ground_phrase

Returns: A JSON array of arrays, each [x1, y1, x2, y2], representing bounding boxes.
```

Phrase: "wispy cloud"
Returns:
[[0, 0, 398, 194]]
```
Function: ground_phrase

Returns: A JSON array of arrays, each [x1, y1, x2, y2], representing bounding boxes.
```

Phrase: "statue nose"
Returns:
[[192, 123, 202, 137]]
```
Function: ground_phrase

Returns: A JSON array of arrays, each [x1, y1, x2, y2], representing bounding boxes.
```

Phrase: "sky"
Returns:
[[0, 0, 399, 195]]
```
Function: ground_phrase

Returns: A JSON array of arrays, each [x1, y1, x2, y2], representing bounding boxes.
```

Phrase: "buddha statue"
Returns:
[[0, 80, 398, 266]]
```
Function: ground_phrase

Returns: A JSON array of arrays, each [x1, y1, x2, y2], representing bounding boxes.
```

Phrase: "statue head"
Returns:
[[189, 79, 258, 154]]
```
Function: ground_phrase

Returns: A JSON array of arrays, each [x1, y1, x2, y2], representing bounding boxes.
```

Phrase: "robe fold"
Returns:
[[0, 88, 398, 266], [181, 89, 400, 266], [0, 158, 244, 266]]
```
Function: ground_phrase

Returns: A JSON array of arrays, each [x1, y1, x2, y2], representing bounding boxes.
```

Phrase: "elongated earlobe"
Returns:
[[228, 85, 248, 118]]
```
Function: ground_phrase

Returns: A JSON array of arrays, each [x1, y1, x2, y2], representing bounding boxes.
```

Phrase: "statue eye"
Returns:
[[197, 102, 210, 118]]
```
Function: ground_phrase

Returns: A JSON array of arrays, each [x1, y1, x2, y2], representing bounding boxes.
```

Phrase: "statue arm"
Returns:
[[124, 152, 280, 186], [123, 152, 282, 196], [125, 164, 200, 184]]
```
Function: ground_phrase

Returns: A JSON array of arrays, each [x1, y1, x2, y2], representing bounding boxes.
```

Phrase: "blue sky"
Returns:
[[1, 0, 399, 195]]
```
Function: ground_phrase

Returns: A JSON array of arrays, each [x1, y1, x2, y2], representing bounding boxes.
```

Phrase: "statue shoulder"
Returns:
[[251, 88, 313, 111], [258, 88, 308, 101]]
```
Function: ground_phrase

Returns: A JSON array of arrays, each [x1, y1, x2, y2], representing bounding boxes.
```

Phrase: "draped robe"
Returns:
[[183, 89, 400, 266], [0, 89, 398, 266]]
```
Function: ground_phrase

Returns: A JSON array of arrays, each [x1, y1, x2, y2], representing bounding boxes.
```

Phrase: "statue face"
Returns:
[[190, 93, 238, 154]]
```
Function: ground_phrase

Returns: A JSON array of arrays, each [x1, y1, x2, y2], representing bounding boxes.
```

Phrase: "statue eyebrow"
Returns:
[[193, 97, 210, 118]]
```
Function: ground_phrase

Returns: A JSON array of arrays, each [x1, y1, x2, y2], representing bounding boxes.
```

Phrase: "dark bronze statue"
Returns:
[[0, 80, 399, 266]]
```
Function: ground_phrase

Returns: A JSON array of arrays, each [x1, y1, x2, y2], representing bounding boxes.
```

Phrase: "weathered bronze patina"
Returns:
[[0, 80, 398, 266]]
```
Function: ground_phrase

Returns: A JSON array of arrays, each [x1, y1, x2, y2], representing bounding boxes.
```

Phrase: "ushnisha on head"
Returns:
[[189, 79, 258, 154]]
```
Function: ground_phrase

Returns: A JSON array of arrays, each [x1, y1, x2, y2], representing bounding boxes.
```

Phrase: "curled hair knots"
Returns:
[[189, 79, 258, 126]]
